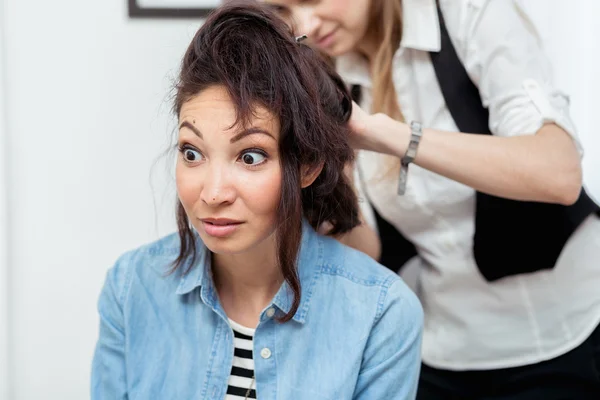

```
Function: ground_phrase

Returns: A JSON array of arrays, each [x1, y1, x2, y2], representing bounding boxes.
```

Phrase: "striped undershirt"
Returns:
[[226, 319, 257, 400]]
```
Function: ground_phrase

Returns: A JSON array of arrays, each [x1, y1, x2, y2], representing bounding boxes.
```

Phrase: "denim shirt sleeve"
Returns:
[[353, 279, 424, 400], [91, 254, 132, 400]]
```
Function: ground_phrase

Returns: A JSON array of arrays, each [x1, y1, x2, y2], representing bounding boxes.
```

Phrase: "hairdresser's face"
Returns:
[[176, 85, 282, 255], [262, 0, 371, 57]]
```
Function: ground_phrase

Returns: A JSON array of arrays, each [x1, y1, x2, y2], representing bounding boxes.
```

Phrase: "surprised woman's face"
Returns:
[[176, 85, 282, 256]]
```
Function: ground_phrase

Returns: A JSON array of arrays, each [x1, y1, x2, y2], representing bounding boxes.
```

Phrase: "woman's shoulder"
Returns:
[[319, 234, 395, 281], [313, 235, 423, 338], [103, 233, 202, 301], [318, 234, 419, 305], [113, 232, 184, 273]]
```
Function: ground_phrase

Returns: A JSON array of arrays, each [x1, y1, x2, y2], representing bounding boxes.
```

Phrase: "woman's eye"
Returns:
[[240, 151, 266, 166], [180, 146, 203, 163], [266, 3, 291, 19]]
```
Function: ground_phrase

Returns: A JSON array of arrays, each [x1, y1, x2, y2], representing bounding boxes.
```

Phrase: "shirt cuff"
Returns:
[[522, 78, 583, 157]]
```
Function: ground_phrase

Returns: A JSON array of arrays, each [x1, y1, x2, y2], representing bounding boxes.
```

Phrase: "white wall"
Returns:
[[521, 0, 600, 199], [3, 0, 197, 398], [1, 1, 599, 400], [0, 0, 11, 397]]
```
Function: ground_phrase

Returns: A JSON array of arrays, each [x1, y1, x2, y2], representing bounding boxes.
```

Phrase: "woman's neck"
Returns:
[[212, 234, 283, 328]]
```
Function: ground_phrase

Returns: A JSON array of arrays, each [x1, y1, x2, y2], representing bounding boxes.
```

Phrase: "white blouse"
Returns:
[[338, 0, 600, 370]]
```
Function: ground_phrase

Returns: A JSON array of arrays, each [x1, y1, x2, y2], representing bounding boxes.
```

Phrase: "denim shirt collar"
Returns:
[[175, 220, 323, 324]]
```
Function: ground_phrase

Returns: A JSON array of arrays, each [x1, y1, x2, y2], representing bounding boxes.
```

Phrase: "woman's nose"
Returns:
[[200, 166, 236, 207], [294, 6, 321, 38]]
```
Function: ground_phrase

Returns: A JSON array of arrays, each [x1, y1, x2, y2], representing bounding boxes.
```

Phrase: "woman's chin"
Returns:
[[200, 236, 245, 255]]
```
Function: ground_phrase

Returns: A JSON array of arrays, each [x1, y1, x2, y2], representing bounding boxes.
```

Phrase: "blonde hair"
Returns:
[[364, 0, 404, 178], [367, 0, 403, 120]]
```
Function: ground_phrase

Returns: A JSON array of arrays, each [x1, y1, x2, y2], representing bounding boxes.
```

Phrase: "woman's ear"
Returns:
[[300, 162, 325, 188]]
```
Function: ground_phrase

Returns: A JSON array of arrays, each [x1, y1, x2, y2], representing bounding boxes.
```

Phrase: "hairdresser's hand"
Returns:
[[348, 101, 409, 157]]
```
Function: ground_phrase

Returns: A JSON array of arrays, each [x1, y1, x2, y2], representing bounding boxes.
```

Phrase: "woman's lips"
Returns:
[[200, 219, 243, 238], [317, 28, 338, 48]]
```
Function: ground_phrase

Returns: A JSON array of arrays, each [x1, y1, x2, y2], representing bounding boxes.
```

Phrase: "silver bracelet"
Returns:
[[398, 121, 423, 195]]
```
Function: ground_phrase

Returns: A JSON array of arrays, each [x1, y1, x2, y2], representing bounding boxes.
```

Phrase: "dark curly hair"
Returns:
[[173, 0, 360, 322]]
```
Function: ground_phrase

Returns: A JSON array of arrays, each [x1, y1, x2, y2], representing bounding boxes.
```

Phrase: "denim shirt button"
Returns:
[[260, 348, 272, 359], [266, 307, 276, 318]]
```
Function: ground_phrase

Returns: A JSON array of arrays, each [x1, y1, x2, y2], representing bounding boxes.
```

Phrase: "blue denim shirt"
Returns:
[[92, 223, 423, 399]]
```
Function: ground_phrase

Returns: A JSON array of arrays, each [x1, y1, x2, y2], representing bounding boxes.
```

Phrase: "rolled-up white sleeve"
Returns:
[[462, 0, 582, 155]]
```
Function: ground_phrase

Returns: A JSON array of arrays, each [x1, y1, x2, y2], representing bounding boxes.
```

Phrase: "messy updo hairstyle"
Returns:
[[173, 1, 359, 322]]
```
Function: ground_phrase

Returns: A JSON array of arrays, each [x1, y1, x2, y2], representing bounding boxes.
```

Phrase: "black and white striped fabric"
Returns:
[[226, 319, 257, 399]]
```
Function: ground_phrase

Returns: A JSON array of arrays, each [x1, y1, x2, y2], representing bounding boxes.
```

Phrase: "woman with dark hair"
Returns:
[[91, 2, 423, 399]]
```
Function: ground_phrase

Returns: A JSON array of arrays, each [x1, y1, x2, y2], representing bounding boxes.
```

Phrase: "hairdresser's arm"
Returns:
[[351, 113, 581, 205], [349, 0, 583, 206]]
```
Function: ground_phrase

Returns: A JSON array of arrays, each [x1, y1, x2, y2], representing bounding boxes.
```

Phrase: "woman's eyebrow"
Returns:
[[179, 120, 203, 139], [230, 127, 275, 143]]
